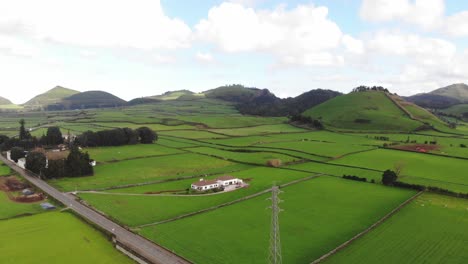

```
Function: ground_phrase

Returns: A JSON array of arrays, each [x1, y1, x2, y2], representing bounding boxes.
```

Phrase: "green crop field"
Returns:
[[304, 92, 422, 132], [0, 212, 132, 264], [85, 144, 184, 163], [331, 149, 468, 192], [79, 167, 312, 226], [140, 177, 415, 264], [50, 153, 239, 191], [325, 193, 468, 264], [0, 192, 45, 220]]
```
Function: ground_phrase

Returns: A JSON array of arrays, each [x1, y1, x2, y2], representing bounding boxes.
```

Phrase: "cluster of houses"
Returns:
[[191, 175, 244, 191]]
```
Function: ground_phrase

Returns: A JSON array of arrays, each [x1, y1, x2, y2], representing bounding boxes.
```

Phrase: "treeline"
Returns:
[[289, 115, 323, 129], [25, 146, 94, 179], [76, 127, 157, 147], [351, 85, 389, 93], [342, 175, 368, 182], [0, 120, 64, 151]]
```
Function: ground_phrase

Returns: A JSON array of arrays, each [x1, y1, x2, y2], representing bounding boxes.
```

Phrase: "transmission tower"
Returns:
[[268, 186, 283, 264]]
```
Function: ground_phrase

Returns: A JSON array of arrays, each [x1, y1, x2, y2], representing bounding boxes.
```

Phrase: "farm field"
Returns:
[[325, 193, 468, 264], [331, 149, 468, 192], [208, 124, 307, 136], [140, 177, 415, 264], [50, 153, 242, 191], [78, 167, 312, 226], [0, 212, 132, 264], [0, 162, 10, 176], [85, 144, 184, 163], [0, 192, 44, 220]]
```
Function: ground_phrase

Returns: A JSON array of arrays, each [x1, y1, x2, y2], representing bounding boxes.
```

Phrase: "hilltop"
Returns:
[[0, 96, 12, 105], [61, 91, 127, 109], [303, 91, 429, 132], [24, 86, 79, 108]]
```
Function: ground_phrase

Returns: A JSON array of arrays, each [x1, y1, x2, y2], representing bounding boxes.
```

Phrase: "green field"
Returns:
[[0, 212, 132, 264], [0, 162, 10, 176], [208, 124, 306, 136], [331, 149, 468, 192], [51, 153, 240, 191], [325, 193, 468, 264], [85, 144, 184, 163], [79, 167, 312, 226], [140, 177, 415, 264], [0, 192, 45, 220]]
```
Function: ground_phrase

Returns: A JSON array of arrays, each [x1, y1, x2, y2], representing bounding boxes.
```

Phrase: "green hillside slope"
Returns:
[[0, 96, 12, 105], [24, 86, 79, 107], [62, 91, 127, 109], [303, 91, 423, 132]]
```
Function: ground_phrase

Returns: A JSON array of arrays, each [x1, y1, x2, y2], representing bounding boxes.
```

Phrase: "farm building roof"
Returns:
[[217, 175, 236, 181], [192, 179, 218, 187]]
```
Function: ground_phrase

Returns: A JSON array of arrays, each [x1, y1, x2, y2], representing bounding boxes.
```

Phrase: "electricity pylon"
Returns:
[[268, 186, 283, 264]]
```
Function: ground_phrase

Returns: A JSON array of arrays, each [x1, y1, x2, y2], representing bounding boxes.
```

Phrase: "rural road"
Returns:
[[0, 155, 191, 264]]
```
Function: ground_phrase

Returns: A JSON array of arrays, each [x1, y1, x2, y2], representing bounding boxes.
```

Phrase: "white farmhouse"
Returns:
[[191, 179, 220, 191], [216, 175, 243, 186]]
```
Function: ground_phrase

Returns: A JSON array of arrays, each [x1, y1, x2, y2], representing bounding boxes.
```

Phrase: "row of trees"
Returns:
[[351, 86, 390, 93], [0, 121, 65, 152], [289, 114, 324, 129], [25, 146, 93, 179], [76, 127, 157, 147]]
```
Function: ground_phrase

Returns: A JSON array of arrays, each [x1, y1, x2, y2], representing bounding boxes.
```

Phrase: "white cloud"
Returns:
[[445, 11, 468, 37], [360, 0, 445, 30], [195, 52, 215, 63], [342, 35, 365, 54], [0, 35, 39, 57], [195, 2, 344, 66], [0, 0, 191, 49]]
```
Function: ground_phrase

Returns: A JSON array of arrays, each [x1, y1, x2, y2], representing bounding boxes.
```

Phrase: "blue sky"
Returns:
[[0, 0, 467, 103]]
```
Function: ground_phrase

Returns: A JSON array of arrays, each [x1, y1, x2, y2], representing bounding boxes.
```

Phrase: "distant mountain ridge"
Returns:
[[406, 83, 468, 109]]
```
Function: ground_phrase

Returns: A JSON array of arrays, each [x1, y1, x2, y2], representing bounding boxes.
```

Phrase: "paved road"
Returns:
[[1, 155, 190, 264]]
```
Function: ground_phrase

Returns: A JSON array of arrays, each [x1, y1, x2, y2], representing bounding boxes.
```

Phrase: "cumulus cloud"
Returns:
[[0, 0, 191, 49], [195, 2, 345, 66], [360, 0, 445, 30], [445, 11, 468, 37], [0, 35, 39, 57]]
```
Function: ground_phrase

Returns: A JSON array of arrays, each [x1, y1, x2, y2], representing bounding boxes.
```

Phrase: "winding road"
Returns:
[[0, 155, 190, 264]]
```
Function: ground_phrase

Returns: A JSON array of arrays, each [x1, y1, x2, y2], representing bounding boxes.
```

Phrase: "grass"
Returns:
[[79, 167, 312, 226], [50, 153, 239, 191], [0, 192, 44, 220], [85, 144, 184, 163], [0, 212, 132, 264], [0, 162, 10, 176], [208, 124, 306, 136], [287, 161, 383, 182], [140, 177, 415, 264], [159, 130, 228, 139], [304, 91, 422, 132], [325, 193, 468, 264], [331, 148, 468, 192]]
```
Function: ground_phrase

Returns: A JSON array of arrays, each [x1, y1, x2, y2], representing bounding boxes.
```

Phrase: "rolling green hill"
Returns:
[[303, 91, 424, 132], [430, 83, 468, 102], [149, 90, 200, 101], [24, 86, 79, 108], [61, 91, 127, 109]]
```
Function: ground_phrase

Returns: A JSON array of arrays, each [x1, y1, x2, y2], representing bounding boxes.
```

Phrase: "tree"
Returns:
[[138, 127, 157, 144], [10, 147, 25, 163], [44, 159, 66, 179], [45, 127, 63, 145], [393, 161, 406, 177], [65, 145, 93, 177], [382, 170, 398, 186], [25, 151, 47, 175], [19, 119, 31, 140]]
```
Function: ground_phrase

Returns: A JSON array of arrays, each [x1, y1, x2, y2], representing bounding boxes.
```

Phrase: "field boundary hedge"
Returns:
[[310, 190, 424, 264]]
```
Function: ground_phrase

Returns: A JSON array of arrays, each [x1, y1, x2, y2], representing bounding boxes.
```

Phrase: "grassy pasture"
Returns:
[[156, 137, 198, 148], [0, 162, 10, 176], [332, 149, 468, 192], [288, 161, 383, 182], [325, 193, 468, 264], [175, 115, 286, 128], [0, 212, 132, 264], [85, 144, 184, 163], [304, 92, 422, 132], [208, 124, 306, 136], [0, 192, 44, 220], [140, 177, 415, 264], [187, 146, 300, 165], [202, 135, 287, 147], [268, 131, 383, 145], [159, 130, 228, 139], [79, 168, 311, 226], [50, 153, 238, 191], [92, 122, 195, 131]]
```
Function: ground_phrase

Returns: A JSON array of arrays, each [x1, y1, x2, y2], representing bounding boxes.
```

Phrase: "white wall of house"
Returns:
[[217, 178, 242, 186], [191, 183, 219, 191]]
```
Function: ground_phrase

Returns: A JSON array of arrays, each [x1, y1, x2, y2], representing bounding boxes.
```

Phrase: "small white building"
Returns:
[[216, 175, 243, 186], [191, 175, 243, 191], [191, 179, 220, 191]]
